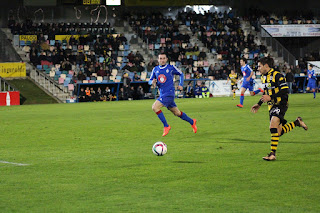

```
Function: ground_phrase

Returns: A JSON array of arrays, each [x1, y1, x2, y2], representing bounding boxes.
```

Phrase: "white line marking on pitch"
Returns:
[[0, 161, 30, 166]]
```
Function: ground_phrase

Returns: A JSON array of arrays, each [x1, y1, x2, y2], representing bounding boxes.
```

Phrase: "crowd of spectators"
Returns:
[[246, 8, 319, 28], [8, 19, 149, 87], [126, 11, 209, 70], [178, 11, 268, 75]]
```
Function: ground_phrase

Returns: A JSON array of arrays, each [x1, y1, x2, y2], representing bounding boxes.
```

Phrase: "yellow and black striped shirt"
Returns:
[[229, 73, 238, 85], [261, 68, 289, 110]]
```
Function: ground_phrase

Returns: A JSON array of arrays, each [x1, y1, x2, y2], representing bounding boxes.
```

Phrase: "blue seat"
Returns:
[[95, 80, 102, 83], [50, 40, 55, 45], [64, 77, 71, 84], [124, 45, 130, 51], [192, 55, 198, 61], [36, 65, 42, 70], [102, 80, 109, 83], [19, 40, 25, 46]]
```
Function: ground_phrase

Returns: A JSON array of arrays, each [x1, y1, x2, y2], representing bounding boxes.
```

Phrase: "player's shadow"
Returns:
[[224, 139, 320, 144], [172, 161, 205, 164], [220, 138, 266, 143]]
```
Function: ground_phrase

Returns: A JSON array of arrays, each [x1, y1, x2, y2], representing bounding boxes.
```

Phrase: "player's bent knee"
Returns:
[[152, 104, 159, 112]]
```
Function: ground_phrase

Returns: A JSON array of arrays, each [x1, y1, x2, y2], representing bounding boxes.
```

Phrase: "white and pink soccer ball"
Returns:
[[152, 142, 167, 156]]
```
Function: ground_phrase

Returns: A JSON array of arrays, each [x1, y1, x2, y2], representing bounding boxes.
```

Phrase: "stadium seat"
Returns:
[[68, 84, 74, 91], [91, 73, 97, 77], [89, 80, 95, 83], [97, 76, 103, 81], [58, 78, 64, 84], [140, 72, 147, 80], [82, 80, 89, 83], [60, 74, 66, 79], [19, 40, 25, 46], [36, 65, 42, 70], [49, 71, 55, 77]]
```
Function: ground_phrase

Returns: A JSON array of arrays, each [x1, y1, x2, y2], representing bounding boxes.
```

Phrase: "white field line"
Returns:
[[0, 161, 30, 166]]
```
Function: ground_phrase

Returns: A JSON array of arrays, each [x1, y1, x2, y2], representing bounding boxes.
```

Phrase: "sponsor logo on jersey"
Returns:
[[158, 74, 167, 83]]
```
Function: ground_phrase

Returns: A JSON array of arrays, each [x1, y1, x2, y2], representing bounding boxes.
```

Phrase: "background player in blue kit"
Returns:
[[149, 53, 197, 136], [237, 58, 263, 108], [306, 64, 317, 99]]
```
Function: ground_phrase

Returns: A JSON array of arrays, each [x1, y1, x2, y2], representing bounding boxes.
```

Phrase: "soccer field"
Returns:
[[1, 94, 320, 212]]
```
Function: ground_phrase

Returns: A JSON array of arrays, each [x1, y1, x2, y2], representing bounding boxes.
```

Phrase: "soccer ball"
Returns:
[[152, 142, 167, 156]]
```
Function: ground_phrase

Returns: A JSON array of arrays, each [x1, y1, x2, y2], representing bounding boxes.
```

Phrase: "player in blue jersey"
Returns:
[[237, 58, 264, 108], [149, 53, 197, 136], [306, 64, 317, 99]]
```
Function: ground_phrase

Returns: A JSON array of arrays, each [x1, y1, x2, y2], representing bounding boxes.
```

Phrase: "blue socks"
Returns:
[[314, 91, 316, 98], [156, 110, 169, 127], [179, 112, 194, 125], [240, 94, 244, 105], [253, 89, 261, 95]]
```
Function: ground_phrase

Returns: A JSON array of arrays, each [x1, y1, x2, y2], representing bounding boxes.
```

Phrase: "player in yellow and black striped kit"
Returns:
[[227, 69, 238, 100], [251, 57, 308, 161]]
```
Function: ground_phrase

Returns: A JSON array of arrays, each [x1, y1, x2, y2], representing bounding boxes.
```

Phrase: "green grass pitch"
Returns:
[[1, 94, 320, 212]]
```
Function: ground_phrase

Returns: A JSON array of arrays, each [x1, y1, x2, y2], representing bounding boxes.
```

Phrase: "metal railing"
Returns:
[[260, 26, 296, 66], [29, 66, 70, 102], [0, 77, 18, 92]]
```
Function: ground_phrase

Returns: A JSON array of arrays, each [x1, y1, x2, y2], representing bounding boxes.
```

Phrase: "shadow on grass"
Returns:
[[172, 161, 205, 164], [216, 138, 320, 144]]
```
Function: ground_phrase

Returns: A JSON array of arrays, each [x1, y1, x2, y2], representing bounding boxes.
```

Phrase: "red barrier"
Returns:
[[0, 91, 20, 106]]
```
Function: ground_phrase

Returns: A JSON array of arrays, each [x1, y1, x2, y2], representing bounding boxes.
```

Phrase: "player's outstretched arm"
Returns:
[[251, 104, 260, 113], [251, 99, 263, 113]]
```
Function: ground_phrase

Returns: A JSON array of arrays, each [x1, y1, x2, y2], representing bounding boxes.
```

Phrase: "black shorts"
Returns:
[[269, 105, 288, 125], [231, 84, 238, 90]]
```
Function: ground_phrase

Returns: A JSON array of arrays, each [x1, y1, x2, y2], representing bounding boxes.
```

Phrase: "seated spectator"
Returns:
[[147, 59, 156, 72], [77, 71, 86, 81], [85, 87, 91, 101], [201, 82, 210, 98], [103, 87, 114, 101], [118, 87, 128, 100], [78, 87, 86, 102], [136, 85, 144, 99], [96, 87, 104, 101], [128, 86, 136, 100], [133, 73, 141, 81]]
